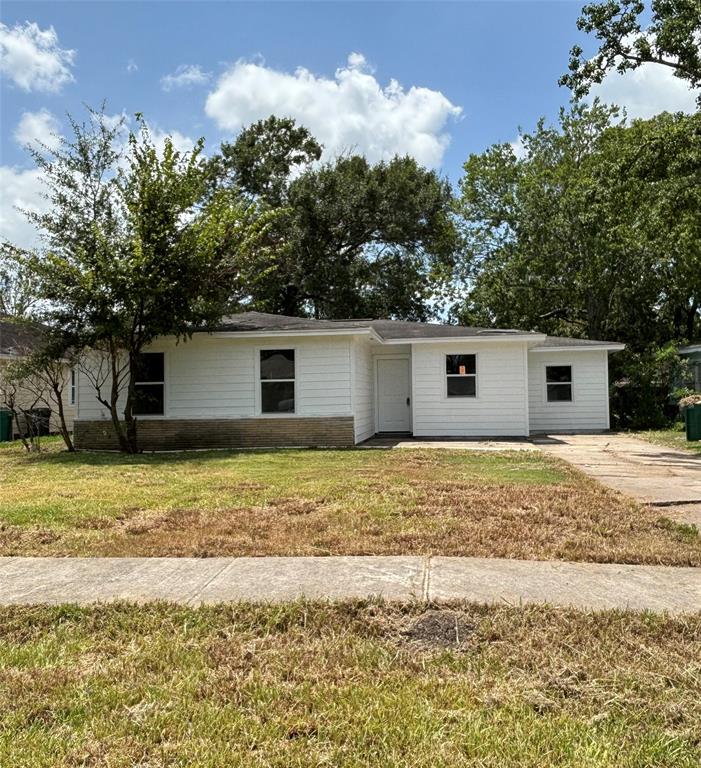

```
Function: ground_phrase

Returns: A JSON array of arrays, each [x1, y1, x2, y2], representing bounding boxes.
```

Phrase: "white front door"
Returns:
[[377, 357, 411, 432]]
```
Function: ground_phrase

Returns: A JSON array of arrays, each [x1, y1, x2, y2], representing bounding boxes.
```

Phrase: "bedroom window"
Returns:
[[133, 353, 165, 415], [70, 368, 76, 405], [546, 365, 573, 402], [446, 354, 476, 397], [260, 349, 295, 413]]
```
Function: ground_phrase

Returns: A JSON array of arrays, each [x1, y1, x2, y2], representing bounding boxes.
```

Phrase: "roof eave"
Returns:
[[207, 327, 374, 339], [530, 343, 625, 353], [378, 333, 547, 345]]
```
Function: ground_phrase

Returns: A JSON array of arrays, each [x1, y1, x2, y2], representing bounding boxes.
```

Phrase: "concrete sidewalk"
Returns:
[[0, 556, 698, 613]]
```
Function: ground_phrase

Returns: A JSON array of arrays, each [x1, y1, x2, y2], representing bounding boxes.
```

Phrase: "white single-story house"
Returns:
[[73, 312, 624, 450]]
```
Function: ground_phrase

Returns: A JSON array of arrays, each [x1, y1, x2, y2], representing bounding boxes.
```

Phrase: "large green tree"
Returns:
[[211, 116, 458, 319], [456, 103, 700, 426], [7, 108, 276, 452], [214, 115, 322, 207], [561, 0, 701, 105]]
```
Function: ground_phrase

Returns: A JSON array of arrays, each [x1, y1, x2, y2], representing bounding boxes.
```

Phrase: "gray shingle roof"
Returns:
[[535, 336, 624, 349], [206, 312, 623, 347], [207, 311, 539, 340], [210, 312, 373, 333], [0, 320, 42, 357]]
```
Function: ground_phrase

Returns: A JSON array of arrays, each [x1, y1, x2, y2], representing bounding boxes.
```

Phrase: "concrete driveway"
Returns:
[[535, 433, 701, 526]]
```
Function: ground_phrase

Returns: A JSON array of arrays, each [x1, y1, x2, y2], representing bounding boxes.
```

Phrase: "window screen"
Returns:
[[546, 365, 572, 402], [133, 353, 165, 415], [446, 354, 477, 398], [260, 349, 295, 413]]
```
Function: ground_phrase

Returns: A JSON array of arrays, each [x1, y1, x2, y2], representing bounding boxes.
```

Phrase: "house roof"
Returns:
[[208, 311, 539, 341], [205, 311, 624, 349], [0, 319, 42, 358], [533, 336, 625, 351], [209, 312, 374, 334]]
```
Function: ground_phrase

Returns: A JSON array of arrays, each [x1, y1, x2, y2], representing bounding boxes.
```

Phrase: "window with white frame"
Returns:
[[133, 353, 165, 415], [260, 349, 295, 413], [546, 365, 573, 402], [446, 354, 476, 397], [70, 368, 76, 405]]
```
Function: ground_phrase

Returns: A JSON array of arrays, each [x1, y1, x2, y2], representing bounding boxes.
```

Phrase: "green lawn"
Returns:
[[1, 439, 699, 563], [0, 601, 699, 767], [634, 423, 701, 456]]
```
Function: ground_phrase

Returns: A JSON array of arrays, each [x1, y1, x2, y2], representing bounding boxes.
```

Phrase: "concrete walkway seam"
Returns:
[[1, 556, 699, 614]]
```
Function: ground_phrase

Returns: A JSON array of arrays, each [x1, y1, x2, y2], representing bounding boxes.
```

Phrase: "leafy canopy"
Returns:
[[455, 102, 701, 426], [209, 115, 459, 320], [6, 106, 278, 451], [560, 0, 701, 105]]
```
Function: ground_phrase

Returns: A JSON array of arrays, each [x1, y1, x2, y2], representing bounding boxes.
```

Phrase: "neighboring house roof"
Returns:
[[204, 311, 624, 350], [679, 344, 701, 355], [0, 319, 42, 358]]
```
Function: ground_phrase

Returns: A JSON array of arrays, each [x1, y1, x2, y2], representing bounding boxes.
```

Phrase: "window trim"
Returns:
[[133, 352, 166, 417], [257, 346, 297, 416], [444, 353, 478, 399], [544, 362, 574, 405], [69, 368, 76, 406]]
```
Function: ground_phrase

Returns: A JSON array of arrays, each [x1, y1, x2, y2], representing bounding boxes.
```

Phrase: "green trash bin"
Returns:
[[685, 403, 701, 442], [0, 409, 12, 442]]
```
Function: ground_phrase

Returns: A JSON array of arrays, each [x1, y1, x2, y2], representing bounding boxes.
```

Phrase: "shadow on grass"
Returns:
[[2, 442, 363, 469]]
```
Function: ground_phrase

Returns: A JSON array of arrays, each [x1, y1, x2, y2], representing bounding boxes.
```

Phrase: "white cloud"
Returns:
[[149, 127, 198, 157], [0, 167, 48, 249], [126, 59, 138, 73], [14, 109, 61, 152], [509, 135, 527, 160], [0, 21, 75, 92], [205, 52, 462, 167], [1, 117, 197, 249], [101, 111, 129, 133], [585, 33, 700, 119], [161, 64, 210, 91], [590, 61, 699, 119]]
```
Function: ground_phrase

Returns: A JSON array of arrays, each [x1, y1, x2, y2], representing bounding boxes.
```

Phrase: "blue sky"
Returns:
[[2, 1, 698, 247]]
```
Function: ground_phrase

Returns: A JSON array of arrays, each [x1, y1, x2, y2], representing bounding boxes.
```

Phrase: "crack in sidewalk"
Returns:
[[422, 556, 432, 602]]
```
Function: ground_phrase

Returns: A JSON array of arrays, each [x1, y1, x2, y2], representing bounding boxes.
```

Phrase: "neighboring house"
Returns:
[[680, 344, 701, 391], [73, 312, 624, 450], [0, 320, 76, 439]]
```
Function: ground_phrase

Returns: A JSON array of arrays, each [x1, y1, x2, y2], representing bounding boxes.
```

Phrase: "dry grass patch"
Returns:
[[0, 440, 699, 563], [635, 425, 701, 456], [0, 601, 699, 767]]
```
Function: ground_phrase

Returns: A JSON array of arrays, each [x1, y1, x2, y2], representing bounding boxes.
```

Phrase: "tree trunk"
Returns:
[[280, 284, 300, 317], [107, 342, 132, 453], [123, 351, 139, 454], [11, 409, 32, 453], [51, 380, 75, 452], [686, 300, 699, 341]]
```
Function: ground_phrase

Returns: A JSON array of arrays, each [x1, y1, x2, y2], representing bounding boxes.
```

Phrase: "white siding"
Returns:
[[295, 337, 353, 416], [1, 358, 76, 433], [528, 349, 610, 433], [352, 336, 375, 442], [76, 350, 128, 420], [76, 334, 354, 421], [411, 341, 530, 437]]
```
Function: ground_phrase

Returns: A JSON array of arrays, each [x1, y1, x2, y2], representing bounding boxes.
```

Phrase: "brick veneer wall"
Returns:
[[74, 416, 356, 451]]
